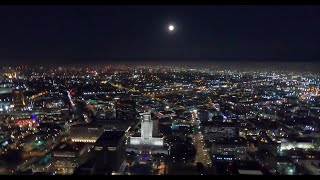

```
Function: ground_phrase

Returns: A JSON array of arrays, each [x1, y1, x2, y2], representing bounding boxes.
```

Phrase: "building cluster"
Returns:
[[0, 65, 319, 175]]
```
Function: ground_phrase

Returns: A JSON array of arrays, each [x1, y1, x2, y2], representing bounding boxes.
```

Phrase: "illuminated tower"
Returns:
[[13, 89, 25, 110], [129, 111, 163, 146], [141, 112, 153, 140]]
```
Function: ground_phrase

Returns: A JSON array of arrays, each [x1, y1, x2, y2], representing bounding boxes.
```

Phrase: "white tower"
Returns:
[[141, 111, 153, 140], [129, 111, 163, 147]]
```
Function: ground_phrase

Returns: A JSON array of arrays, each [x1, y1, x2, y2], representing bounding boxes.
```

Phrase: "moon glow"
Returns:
[[168, 25, 175, 31]]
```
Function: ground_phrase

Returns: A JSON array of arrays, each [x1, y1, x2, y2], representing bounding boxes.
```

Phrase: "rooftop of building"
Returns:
[[70, 123, 102, 128], [232, 160, 268, 175], [200, 121, 237, 127], [95, 131, 125, 147], [212, 138, 247, 145], [283, 136, 314, 143], [52, 141, 86, 152]]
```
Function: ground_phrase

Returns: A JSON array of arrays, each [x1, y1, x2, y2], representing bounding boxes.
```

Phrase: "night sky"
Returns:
[[0, 5, 319, 64]]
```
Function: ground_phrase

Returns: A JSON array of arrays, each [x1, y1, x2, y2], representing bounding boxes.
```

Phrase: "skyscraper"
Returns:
[[129, 111, 163, 146], [13, 89, 25, 110], [127, 111, 168, 155], [93, 131, 126, 174]]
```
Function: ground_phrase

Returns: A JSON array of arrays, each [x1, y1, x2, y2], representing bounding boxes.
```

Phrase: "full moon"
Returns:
[[168, 25, 175, 31]]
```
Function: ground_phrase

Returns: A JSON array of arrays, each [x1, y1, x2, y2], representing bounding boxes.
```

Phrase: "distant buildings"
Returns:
[[201, 122, 239, 142], [280, 137, 315, 151], [1, 65, 320, 175], [115, 99, 137, 121], [211, 138, 247, 161], [0, 87, 11, 94], [0, 92, 13, 112]]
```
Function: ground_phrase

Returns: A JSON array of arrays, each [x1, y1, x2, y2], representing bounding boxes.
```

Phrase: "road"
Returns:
[[193, 132, 211, 166], [192, 118, 212, 168], [66, 90, 76, 111]]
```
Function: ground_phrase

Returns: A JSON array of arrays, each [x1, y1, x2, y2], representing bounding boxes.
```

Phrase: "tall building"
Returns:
[[13, 89, 25, 110], [152, 119, 159, 137], [141, 112, 153, 139], [93, 131, 126, 174], [129, 111, 163, 146], [127, 111, 168, 154]]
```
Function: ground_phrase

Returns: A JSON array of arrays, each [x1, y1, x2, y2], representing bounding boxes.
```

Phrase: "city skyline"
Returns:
[[1, 64, 320, 175], [0, 5, 319, 176]]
